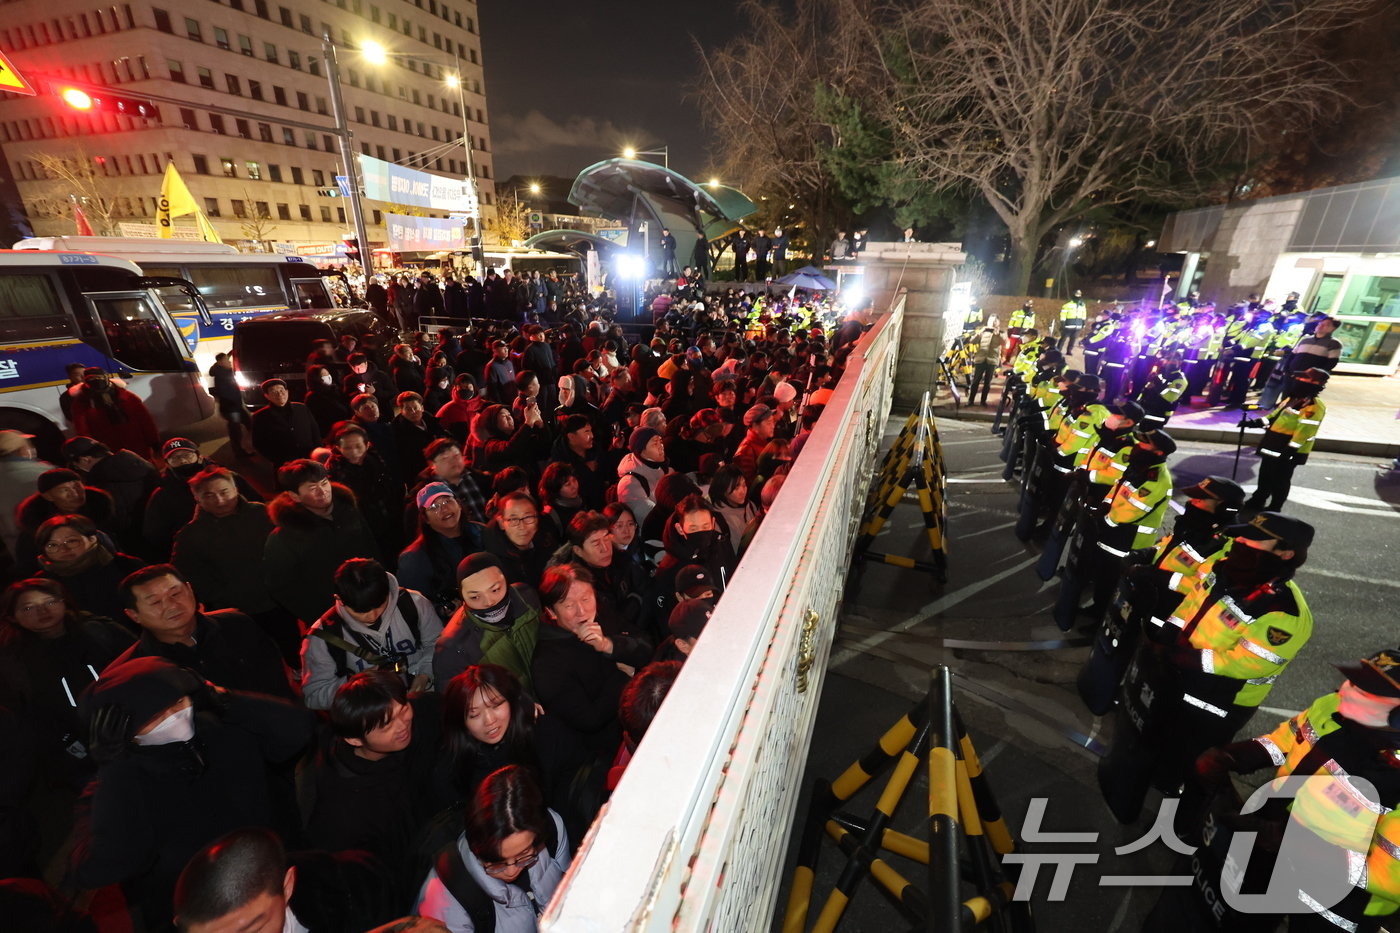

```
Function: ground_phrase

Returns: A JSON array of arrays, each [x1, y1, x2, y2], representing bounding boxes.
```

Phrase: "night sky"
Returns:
[[479, 0, 747, 186]]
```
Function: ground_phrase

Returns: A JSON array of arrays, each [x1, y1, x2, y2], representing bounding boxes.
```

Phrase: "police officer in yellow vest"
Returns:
[[1243, 367, 1328, 512], [1059, 290, 1088, 352], [1098, 510, 1315, 824], [1177, 648, 1400, 932]]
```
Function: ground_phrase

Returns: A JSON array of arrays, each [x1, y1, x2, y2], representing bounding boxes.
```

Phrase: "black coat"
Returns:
[[530, 625, 629, 761], [41, 549, 147, 626], [263, 486, 381, 625], [305, 386, 352, 437], [444, 282, 469, 319], [171, 499, 279, 615], [141, 467, 260, 561], [251, 402, 322, 468], [106, 610, 296, 700], [326, 450, 405, 556], [85, 451, 159, 548]]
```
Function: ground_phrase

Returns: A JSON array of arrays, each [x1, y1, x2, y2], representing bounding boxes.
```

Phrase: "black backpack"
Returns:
[[431, 815, 562, 933], [604, 469, 651, 505], [312, 590, 422, 678]]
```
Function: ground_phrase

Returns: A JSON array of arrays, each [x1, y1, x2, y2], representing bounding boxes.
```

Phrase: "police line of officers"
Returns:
[[997, 335, 1397, 931]]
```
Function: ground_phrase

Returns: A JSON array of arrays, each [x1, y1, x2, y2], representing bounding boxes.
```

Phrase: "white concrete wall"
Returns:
[[1198, 197, 1305, 305]]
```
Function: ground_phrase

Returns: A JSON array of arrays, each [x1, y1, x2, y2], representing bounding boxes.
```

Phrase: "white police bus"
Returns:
[[0, 250, 213, 458]]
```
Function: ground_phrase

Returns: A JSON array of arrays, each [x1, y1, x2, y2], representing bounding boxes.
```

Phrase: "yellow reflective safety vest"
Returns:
[[1171, 574, 1312, 708], [1054, 404, 1109, 466], [1009, 307, 1035, 330], [1060, 300, 1086, 326], [1252, 692, 1400, 923], [1260, 396, 1326, 462], [1097, 465, 1172, 555]]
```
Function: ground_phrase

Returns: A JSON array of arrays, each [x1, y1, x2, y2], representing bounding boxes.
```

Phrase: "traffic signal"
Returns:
[[342, 236, 361, 262], [56, 85, 160, 120], [317, 188, 342, 198]]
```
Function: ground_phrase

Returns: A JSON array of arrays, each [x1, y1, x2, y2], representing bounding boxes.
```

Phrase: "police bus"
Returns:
[[0, 251, 214, 458], [12, 237, 352, 373]]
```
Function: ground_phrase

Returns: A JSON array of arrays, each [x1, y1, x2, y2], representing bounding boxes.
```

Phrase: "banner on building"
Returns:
[[359, 154, 477, 216], [385, 213, 466, 252]]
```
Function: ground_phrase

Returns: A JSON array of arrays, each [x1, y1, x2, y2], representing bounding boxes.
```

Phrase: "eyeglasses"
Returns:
[[481, 846, 540, 877], [424, 498, 458, 512], [503, 515, 539, 527], [44, 537, 87, 552], [16, 598, 61, 615]]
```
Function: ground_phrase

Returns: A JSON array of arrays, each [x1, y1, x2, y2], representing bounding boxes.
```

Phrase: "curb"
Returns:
[[907, 402, 1400, 460]]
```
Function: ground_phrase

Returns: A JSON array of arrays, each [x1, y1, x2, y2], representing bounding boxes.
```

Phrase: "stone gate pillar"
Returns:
[[852, 242, 966, 410]]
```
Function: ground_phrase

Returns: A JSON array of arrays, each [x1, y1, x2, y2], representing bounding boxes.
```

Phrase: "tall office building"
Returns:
[[0, 0, 496, 253]]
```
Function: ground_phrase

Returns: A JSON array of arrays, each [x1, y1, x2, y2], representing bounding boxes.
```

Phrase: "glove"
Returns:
[[1238, 417, 1265, 429], [88, 705, 131, 765], [195, 681, 233, 715], [1194, 747, 1236, 787]]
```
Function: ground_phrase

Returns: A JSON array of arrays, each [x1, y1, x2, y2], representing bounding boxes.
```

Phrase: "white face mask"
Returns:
[[1338, 680, 1400, 730], [321, 373, 333, 386], [133, 703, 196, 746]]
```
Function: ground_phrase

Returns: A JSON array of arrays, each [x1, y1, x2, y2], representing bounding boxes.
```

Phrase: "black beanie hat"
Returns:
[[456, 551, 505, 583], [79, 657, 202, 740], [37, 468, 82, 493]]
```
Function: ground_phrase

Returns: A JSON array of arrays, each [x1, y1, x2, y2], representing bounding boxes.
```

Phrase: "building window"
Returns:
[[315, 97, 327, 115], [220, 157, 236, 176], [430, 126, 439, 141], [299, 204, 312, 221], [273, 86, 287, 106], [249, 80, 263, 101], [264, 42, 277, 64], [214, 27, 229, 49], [231, 199, 247, 218], [370, 111, 380, 127], [255, 200, 270, 217], [246, 161, 261, 179], [296, 91, 309, 110], [279, 7, 292, 27], [258, 123, 272, 142], [392, 148, 400, 162], [308, 58, 320, 78], [235, 119, 250, 138], [372, 210, 382, 224], [322, 134, 334, 151], [282, 127, 295, 145], [387, 115, 397, 131], [168, 60, 185, 82], [276, 203, 291, 220], [299, 13, 312, 33], [370, 4, 380, 22], [254, 0, 269, 19], [209, 114, 226, 134], [337, 207, 346, 223], [304, 132, 317, 150], [411, 89, 420, 105], [354, 106, 364, 123], [226, 75, 242, 95], [319, 205, 331, 223], [291, 166, 304, 184], [197, 67, 214, 89], [154, 8, 172, 32], [238, 34, 253, 56], [312, 169, 325, 186], [192, 154, 209, 174], [184, 17, 201, 41], [468, 48, 476, 64], [375, 145, 385, 160], [204, 197, 221, 216], [179, 107, 197, 129], [288, 50, 300, 70], [388, 13, 396, 28], [269, 164, 282, 182]]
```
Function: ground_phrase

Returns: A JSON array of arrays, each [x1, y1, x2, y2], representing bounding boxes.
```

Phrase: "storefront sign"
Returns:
[[386, 214, 466, 252], [359, 155, 477, 215]]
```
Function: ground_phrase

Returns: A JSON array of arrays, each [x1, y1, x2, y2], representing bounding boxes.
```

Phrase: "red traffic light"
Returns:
[[60, 87, 93, 110]]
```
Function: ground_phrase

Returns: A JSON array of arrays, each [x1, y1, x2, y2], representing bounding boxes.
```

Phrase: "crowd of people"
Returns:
[[0, 290, 872, 932], [994, 303, 1400, 930]]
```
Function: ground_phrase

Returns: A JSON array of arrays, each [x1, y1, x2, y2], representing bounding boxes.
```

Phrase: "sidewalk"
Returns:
[[934, 354, 1400, 459]]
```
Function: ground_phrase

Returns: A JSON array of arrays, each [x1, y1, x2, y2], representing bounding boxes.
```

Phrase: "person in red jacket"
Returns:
[[69, 368, 159, 461]]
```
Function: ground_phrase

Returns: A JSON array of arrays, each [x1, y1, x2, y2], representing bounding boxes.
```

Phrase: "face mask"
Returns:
[[1127, 448, 1160, 469], [1338, 680, 1400, 730], [171, 461, 203, 480], [684, 529, 717, 555], [1286, 380, 1322, 399], [321, 374, 333, 386], [475, 588, 512, 626], [1173, 503, 1219, 539], [133, 703, 196, 746], [1215, 544, 1288, 589]]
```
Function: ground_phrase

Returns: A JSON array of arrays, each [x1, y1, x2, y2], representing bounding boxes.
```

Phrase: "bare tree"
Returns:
[[484, 191, 529, 247], [850, 0, 1368, 293], [238, 189, 278, 251], [29, 148, 138, 235]]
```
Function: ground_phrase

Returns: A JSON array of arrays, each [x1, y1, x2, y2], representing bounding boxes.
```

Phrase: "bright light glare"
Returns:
[[1145, 239, 1156, 248], [445, 73, 460, 89], [529, 183, 541, 194], [1068, 236, 1084, 248], [615, 253, 645, 278], [61, 88, 94, 110], [842, 288, 865, 308], [361, 41, 388, 65], [708, 177, 720, 188], [623, 147, 637, 159]]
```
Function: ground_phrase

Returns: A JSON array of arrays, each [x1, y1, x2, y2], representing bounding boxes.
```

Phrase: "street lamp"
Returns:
[[319, 36, 373, 279], [622, 145, 669, 169], [356, 39, 483, 268]]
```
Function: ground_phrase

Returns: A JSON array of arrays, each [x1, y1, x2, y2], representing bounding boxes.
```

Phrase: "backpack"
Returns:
[[604, 470, 651, 506], [312, 590, 422, 679], [431, 812, 562, 933]]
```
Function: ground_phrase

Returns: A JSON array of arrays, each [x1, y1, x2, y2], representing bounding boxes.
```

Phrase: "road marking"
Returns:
[[960, 520, 1019, 539], [1284, 484, 1400, 517], [1258, 705, 1302, 718], [831, 556, 1038, 668], [1302, 568, 1400, 590]]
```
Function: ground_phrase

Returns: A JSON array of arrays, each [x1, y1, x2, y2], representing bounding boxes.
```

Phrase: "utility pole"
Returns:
[[321, 35, 372, 276]]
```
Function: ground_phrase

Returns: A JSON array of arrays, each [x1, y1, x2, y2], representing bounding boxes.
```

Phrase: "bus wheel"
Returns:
[[0, 410, 66, 464]]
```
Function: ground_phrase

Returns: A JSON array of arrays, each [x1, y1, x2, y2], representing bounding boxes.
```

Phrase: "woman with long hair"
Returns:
[[708, 464, 759, 544], [34, 514, 145, 625], [537, 462, 584, 541]]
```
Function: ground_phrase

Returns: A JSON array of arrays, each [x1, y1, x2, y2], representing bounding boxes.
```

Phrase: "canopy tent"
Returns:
[[567, 159, 756, 276]]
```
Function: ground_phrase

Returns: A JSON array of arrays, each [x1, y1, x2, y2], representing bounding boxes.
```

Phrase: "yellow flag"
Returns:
[[194, 210, 223, 244], [157, 162, 199, 238]]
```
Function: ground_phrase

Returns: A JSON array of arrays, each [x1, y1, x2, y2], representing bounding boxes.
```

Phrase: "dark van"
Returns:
[[231, 308, 397, 408]]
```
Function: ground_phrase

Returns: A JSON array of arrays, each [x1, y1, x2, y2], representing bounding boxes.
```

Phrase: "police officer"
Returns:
[[1170, 648, 1400, 932], [1098, 510, 1315, 824], [1244, 367, 1327, 512], [1135, 350, 1188, 429], [1058, 290, 1087, 352]]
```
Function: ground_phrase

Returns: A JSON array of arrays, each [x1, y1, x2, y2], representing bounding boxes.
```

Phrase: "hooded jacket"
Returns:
[[650, 511, 736, 628], [300, 574, 444, 710], [432, 585, 542, 691], [614, 452, 668, 526], [263, 484, 381, 626]]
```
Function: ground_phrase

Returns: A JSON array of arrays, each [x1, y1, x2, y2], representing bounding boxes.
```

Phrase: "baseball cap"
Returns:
[[774, 382, 798, 404], [1134, 429, 1177, 457], [668, 598, 714, 640], [743, 404, 774, 428], [0, 430, 34, 457], [37, 468, 82, 493], [1179, 476, 1245, 509], [61, 435, 107, 461], [1106, 400, 1146, 422], [416, 482, 456, 509], [1336, 648, 1400, 699], [1221, 511, 1315, 551], [161, 437, 199, 458], [676, 564, 716, 599]]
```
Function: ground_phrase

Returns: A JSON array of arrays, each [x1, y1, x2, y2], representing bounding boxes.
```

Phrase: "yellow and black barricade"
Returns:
[[855, 392, 948, 583], [782, 665, 1035, 933]]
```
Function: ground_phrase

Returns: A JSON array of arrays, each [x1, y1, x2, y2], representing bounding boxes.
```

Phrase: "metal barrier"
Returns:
[[542, 294, 907, 931]]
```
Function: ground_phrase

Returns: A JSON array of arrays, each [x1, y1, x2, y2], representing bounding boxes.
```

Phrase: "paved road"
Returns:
[[777, 416, 1400, 932]]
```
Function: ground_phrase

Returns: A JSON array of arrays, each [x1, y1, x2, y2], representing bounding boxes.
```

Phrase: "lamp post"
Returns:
[[622, 145, 669, 169], [320, 35, 372, 276]]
